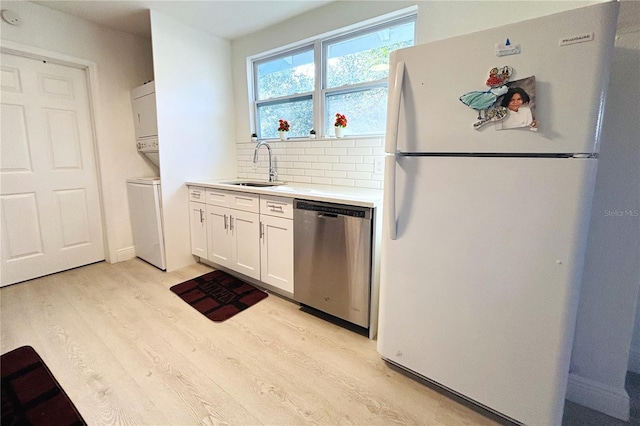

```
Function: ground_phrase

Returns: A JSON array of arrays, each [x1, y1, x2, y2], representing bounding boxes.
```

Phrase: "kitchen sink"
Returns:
[[221, 180, 287, 187]]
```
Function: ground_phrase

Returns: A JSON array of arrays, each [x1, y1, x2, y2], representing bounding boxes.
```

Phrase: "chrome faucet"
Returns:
[[253, 141, 277, 182]]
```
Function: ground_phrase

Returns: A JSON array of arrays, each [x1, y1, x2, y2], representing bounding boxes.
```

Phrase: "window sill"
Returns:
[[257, 133, 385, 142]]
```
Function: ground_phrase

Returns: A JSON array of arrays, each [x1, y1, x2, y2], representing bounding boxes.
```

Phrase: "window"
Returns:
[[252, 13, 415, 139], [254, 47, 314, 139]]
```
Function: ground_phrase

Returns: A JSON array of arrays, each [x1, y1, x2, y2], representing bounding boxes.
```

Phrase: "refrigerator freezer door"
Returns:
[[389, 2, 618, 155], [377, 157, 597, 425]]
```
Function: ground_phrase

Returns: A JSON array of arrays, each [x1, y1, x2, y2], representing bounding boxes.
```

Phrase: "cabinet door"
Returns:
[[260, 215, 294, 293], [189, 202, 207, 258], [206, 205, 233, 269], [132, 92, 157, 139], [230, 209, 260, 280]]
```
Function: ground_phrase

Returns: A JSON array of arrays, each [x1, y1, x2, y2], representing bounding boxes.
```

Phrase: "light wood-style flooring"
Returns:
[[1, 259, 502, 425]]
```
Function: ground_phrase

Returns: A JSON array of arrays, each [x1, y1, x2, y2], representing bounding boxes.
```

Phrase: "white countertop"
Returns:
[[186, 179, 383, 208]]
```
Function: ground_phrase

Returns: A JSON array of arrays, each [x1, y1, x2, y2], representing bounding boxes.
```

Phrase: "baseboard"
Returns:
[[116, 246, 136, 262], [566, 373, 630, 421], [628, 345, 640, 374]]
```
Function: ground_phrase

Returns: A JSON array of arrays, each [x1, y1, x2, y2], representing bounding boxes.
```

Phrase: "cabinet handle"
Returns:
[[224, 214, 228, 230], [199, 209, 204, 223], [230, 215, 234, 231], [137, 113, 141, 123], [268, 203, 284, 211], [260, 222, 264, 239]]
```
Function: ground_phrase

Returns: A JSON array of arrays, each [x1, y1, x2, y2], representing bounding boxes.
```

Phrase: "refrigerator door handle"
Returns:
[[383, 60, 404, 241], [385, 60, 405, 153], [383, 153, 398, 240]]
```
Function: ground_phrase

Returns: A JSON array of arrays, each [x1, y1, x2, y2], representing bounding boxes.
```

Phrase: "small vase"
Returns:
[[335, 126, 345, 138], [279, 131, 288, 141]]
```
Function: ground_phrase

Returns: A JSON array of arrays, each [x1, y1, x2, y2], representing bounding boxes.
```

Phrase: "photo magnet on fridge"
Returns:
[[495, 76, 538, 131]]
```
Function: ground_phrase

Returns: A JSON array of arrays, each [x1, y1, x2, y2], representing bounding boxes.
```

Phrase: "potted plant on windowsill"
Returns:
[[334, 113, 347, 138], [278, 119, 290, 140], [309, 129, 316, 139]]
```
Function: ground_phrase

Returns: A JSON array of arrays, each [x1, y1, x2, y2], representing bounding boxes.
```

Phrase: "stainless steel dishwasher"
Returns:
[[294, 199, 373, 328]]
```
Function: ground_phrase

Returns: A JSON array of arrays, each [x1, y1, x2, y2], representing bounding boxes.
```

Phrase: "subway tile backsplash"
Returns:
[[237, 137, 385, 189]]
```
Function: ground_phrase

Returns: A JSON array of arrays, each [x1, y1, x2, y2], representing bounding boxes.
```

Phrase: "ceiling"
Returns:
[[31, 0, 334, 40]]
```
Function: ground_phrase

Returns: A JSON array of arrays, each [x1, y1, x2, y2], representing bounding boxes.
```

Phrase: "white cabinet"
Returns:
[[204, 189, 260, 281], [188, 187, 207, 259], [206, 204, 260, 280], [259, 196, 294, 293], [189, 201, 207, 259], [205, 204, 233, 269], [187, 186, 294, 295], [228, 208, 260, 280], [131, 81, 157, 140]]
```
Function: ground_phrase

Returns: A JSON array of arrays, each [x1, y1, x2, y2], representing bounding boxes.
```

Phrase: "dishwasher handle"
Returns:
[[318, 213, 338, 219]]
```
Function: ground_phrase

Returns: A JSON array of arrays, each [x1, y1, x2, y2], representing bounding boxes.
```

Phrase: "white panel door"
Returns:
[[231, 209, 260, 281], [206, 204, 233, 269], [260, 215, 293, 293], [1, 53, 104, 286], [189, 201, 207, 258]]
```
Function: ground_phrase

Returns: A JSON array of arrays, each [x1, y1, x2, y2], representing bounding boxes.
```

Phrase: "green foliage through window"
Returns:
[[257, 97, 313, 139], [256, 48, 314, 100]]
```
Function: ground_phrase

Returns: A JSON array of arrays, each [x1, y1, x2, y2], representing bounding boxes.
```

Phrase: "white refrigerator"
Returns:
[[377, 2, 619, 425]]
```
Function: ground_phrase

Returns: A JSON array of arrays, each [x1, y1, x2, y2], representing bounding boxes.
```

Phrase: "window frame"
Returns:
[[252, 44, 315, 139], [250, 10, 416, 140]]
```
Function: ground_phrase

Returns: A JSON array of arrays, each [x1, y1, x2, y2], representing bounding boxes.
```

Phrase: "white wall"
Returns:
[[567, 3, 640, 419], [0, 1, 154, 264], [149, 10, 236, 272], [231, 0, 640, 420]]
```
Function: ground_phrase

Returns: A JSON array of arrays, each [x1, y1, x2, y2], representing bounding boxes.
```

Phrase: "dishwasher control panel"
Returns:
[[294, 200, 370, 219]]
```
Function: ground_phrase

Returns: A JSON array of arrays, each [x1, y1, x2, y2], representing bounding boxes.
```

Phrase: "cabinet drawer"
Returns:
[[206, 188, 259, 213], [188, 186, 205, 202], [260, 195, 293, 219]]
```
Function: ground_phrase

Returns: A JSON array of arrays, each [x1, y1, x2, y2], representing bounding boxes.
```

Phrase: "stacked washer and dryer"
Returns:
[[127, 81, 166, 270]]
